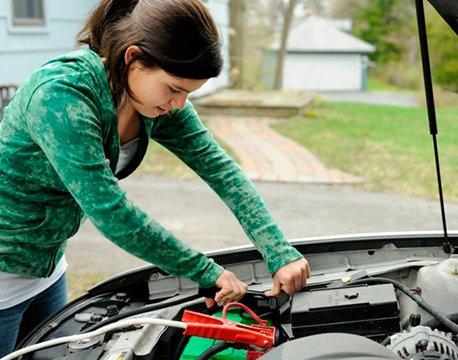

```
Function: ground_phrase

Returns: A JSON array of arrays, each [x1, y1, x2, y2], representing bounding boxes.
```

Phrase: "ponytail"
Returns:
[[77, 0, 139, 53]]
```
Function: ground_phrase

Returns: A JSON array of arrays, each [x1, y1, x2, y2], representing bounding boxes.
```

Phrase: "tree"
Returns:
[[273, 0, 300, 89], [229, 0, 246, 88], [333, 0, 420, 88], [334, 0, 457, 91]]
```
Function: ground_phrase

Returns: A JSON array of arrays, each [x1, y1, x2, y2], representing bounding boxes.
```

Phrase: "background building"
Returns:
[[263, 16, 375, 91], [0, 0, 229, 96]]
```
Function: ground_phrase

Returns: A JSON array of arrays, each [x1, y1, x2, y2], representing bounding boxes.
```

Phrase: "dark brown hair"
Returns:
[[77, 0, 223, 106]]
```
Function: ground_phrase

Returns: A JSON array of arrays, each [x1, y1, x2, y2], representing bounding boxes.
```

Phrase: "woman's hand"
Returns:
[[265, 258, 311, 296], [204, 269, 248, 308]]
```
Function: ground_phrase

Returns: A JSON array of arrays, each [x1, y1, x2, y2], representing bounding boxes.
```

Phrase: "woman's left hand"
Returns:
[[204, 269, 248, 308], [265, 258, 311, 297]]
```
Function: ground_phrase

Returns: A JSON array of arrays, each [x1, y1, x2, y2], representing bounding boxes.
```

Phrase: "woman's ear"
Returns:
[[124, 45, 143, 65]]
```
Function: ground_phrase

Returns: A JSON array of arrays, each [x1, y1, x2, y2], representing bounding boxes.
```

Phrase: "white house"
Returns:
[[0, 0, 229, 96], [263, 16, 375, 91]]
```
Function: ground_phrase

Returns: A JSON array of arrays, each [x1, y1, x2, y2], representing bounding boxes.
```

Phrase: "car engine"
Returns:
[[7, 255, 457, 360]]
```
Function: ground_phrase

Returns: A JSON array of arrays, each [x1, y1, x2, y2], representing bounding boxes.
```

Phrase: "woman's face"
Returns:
[[125, 45, 208, 118]]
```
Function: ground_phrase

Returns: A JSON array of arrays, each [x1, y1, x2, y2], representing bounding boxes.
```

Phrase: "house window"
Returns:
[[12, 0, 45, 26]]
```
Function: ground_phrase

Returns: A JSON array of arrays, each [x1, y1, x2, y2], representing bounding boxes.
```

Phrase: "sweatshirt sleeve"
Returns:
[[146, 101, 304, 276], [24, 79, 223, 287]]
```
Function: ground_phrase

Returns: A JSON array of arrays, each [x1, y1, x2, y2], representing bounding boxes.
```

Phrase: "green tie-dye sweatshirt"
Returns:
[[0, 49, 303, 287]]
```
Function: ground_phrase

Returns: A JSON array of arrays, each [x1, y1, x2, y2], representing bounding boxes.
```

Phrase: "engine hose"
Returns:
[[424, 313, 458, 330], [197, 342, 232, 360], [349, 278, 458, 333]]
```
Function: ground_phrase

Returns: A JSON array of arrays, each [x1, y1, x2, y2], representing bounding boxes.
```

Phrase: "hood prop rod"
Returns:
[[415, 0, 452, 254]]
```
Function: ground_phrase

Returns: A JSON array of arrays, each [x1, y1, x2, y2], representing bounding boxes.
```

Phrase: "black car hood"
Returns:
[[428, 0, 458, 34]]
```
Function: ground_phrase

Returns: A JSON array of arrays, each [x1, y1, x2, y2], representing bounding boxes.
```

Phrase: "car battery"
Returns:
[[291, 283, 400, 339]]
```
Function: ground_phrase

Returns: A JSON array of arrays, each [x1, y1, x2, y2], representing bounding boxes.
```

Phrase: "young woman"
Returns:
[[0, 0, 310, 354]]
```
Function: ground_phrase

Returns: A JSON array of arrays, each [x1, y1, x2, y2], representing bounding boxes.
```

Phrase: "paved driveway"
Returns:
[[67, 173, 458, 277], [319, 91, 419, 107]]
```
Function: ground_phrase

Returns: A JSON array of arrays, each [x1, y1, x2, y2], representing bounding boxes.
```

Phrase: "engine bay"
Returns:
[[10, 242, 458, 360]]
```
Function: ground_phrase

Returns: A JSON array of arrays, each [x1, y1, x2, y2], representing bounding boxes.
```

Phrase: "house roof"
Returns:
[[270, 16, 375, 54]]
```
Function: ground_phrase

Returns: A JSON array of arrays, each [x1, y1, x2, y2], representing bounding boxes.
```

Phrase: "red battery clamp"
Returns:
[[181, 302, 276, 351]]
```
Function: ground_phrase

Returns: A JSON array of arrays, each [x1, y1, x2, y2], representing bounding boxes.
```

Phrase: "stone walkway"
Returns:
[[206, 115, 363, 184]]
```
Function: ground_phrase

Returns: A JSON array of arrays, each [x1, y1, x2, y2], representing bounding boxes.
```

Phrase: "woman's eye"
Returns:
[[169, 87, 180, 94]]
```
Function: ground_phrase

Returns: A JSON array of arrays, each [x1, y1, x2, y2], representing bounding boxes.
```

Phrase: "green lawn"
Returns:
[[272, 102, 458, 201], [367, 78, 402, 92]]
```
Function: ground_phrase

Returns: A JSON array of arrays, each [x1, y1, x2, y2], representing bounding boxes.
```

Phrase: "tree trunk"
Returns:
[[273, 0, 299, 90], [229, 0, 245, 88]]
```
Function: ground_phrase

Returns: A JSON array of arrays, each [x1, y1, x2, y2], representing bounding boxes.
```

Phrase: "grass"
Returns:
[[272, 102, 458, 201], [67, 270, 106, 301], [367, 78, 403, 92]]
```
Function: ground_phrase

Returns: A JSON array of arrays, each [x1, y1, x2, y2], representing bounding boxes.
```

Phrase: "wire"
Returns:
[[1, 318, 187, 360], [222, 302, 265, 325], [80, 292, 200, 334], [349, 277, 458, 333], [197, 342, 232, 360], [15, 293, 200, 355], [11, 299, 268, 360]]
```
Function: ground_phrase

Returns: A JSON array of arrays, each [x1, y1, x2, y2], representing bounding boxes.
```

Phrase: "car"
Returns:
[[4, 1, 457, 359]]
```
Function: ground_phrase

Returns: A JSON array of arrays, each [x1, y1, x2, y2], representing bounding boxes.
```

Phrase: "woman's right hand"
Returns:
[[204, 269, 248, 308]]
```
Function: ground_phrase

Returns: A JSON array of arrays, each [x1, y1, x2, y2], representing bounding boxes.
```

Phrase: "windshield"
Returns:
[[1, 0, 456, 301], [73, 0, 457, 299]]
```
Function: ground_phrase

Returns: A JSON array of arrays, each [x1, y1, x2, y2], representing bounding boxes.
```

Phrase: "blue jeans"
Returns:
[[0, 273, 67, 357]]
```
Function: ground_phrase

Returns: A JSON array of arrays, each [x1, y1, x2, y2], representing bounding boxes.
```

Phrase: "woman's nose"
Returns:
[[171, 92, 188, 110]]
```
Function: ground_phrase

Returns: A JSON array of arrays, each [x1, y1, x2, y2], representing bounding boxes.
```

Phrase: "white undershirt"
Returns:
[[0, 256, 67, 310], [0, 138, 140, 310], [116, 137, 140, 174]]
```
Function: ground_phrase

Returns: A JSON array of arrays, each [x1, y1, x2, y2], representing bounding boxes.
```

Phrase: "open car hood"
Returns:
[[428, 0, 458, 34]]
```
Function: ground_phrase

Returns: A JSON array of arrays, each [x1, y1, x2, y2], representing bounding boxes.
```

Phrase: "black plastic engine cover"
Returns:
[[291, 284, 400, 339]]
